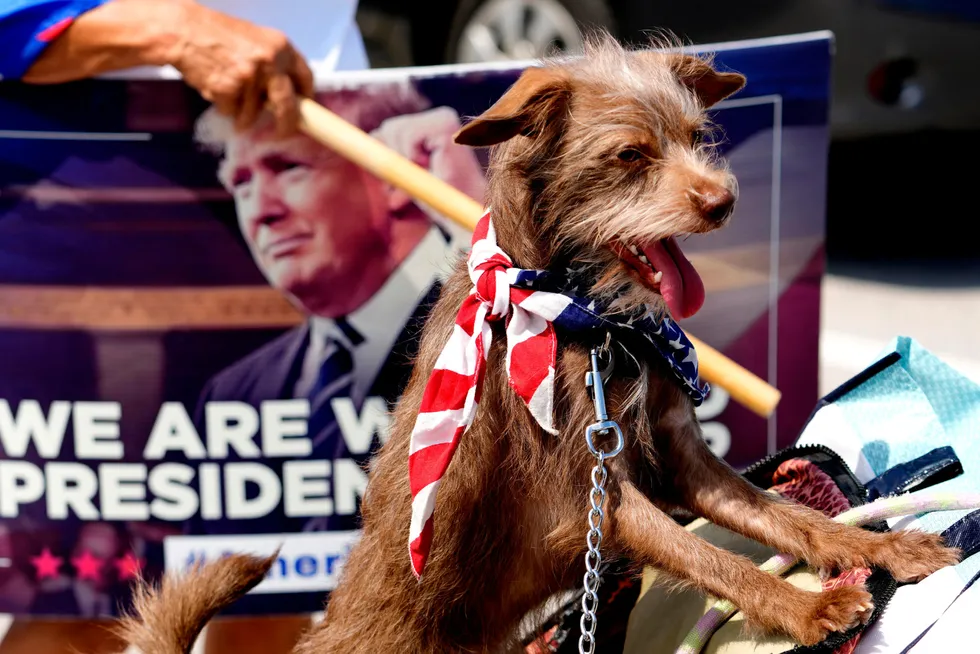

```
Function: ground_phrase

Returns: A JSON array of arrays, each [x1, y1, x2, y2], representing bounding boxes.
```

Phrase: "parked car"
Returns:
[[355, 0, 980, 139]]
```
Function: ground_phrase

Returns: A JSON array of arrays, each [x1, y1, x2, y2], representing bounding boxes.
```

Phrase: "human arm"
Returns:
[[3, 0, 313, 134]]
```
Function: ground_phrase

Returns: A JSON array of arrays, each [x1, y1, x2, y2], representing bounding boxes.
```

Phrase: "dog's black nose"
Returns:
[[699, 187, 735, 223]]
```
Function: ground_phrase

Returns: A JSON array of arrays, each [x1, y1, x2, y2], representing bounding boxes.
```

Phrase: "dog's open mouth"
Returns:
[[611, 237, 706, 320]]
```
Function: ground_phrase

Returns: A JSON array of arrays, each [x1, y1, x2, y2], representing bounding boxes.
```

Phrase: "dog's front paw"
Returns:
[[791, 586, 874, 646], [874, 530, 961, 583]]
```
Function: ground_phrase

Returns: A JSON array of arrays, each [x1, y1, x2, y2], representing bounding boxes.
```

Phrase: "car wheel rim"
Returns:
[[455, 0, 586, 63]]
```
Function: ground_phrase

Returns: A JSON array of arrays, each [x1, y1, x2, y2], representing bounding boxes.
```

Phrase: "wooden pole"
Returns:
[[296, 98, 782, 418]]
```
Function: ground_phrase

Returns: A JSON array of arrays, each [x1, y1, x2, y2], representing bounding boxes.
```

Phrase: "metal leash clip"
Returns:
[[584, 334, 624, 459], [579, 333, 624, 654]]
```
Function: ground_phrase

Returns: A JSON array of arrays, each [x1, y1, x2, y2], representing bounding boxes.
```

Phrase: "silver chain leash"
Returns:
[[579, 338, 624, 654]]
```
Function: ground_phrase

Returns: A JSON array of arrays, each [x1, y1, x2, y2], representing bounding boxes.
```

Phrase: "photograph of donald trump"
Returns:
[[187, 79, 486, 653]]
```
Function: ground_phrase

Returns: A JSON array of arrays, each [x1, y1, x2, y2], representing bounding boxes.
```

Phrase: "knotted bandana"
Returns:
[[407, 210, 708, 578]]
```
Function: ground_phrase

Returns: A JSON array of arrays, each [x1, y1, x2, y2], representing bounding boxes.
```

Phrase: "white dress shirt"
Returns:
[[294, 226, 454, 407]]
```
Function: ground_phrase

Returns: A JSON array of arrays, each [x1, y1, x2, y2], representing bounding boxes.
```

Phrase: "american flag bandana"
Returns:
[[407, 210, 708, 578]]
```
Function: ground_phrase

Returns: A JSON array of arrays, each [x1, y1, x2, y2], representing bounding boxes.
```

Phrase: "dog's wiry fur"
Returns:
[[114, 31, 960, 654], [113, 552, 279, 654], [479, 33, 741, 317]]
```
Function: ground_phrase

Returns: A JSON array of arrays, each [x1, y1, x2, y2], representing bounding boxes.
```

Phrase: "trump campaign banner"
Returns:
[[0, 31, 832, 617]]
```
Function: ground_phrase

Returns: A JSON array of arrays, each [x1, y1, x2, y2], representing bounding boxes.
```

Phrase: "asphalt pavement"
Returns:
[[819, 130, 980, 394]]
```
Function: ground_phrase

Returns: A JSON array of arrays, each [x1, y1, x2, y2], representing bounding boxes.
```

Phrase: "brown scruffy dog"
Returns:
[[116, 32, 960, 654]]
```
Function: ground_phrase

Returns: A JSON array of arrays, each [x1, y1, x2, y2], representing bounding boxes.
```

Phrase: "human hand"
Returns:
[[371, 106, 487, 238], [23, 0, 312, 136], [167, 0, 314, 136]]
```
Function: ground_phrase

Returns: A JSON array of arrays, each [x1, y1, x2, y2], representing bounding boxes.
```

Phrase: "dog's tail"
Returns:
[[114, 551, 277, 654]]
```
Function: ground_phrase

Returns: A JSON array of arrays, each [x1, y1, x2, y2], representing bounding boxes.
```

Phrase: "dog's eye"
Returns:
[[691, 128, 708, 147], [617, 147, 646, 163]]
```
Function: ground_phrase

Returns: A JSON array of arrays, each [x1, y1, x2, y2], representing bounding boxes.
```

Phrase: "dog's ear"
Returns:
[[668, 54, 746, 108], [454, 66, 570, 147]]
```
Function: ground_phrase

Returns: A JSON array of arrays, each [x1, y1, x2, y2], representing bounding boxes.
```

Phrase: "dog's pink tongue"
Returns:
[[641, 237, 705, 320]]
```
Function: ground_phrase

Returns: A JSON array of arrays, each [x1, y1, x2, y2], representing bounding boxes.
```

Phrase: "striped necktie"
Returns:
[[306, 319, 363, 449]]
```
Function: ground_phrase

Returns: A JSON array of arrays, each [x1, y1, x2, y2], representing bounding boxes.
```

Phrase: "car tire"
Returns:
[[441, 0, 617, 65]]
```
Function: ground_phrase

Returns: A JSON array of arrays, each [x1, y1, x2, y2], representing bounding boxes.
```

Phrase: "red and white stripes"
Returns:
[[407, 211, 572, 578]]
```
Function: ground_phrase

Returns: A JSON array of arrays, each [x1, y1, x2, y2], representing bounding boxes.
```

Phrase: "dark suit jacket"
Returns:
[[188, 282, 442, 537]]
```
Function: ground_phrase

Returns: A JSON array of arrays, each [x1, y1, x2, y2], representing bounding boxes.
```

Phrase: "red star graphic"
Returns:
[[30, 548, 63, 580], [71, 550, 104, 582], [114, 552, 143, 582]]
